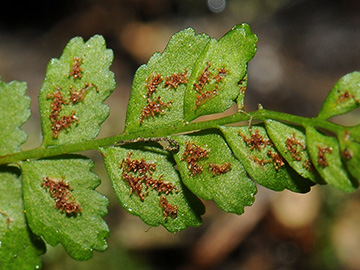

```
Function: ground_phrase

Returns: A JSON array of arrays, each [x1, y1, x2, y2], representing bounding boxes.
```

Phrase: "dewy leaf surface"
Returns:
[[0, 78, 30, 156], [221, 125, 312, 193], [0, 167, 45, 270], [21, 157, 109, 260], [184, 23, 257, 122], [318, 71, 360, 119], [124, 28, 210, 132], [101, 146, 205, 233], [172, 130, 257, 214], [265, 120, 323, 184], [306, 127, 358, 192], [39, 35, 115, 146]]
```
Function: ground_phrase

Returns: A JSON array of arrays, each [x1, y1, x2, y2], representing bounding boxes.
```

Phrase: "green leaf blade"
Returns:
[[172, 131, 257, 214], [184, 23, 257, 122], [339, 140, 360, 179], [221, 125, 312, 193], [306, 127, 358, 192], [39, 35, 116, 146], [0, 78, 30, 156], [101, 146, 205, 232], [21, 157, 109, 260], [338, 127, 360, 179], [265, 120, 323, 184], [124, 28, 211, 133], [318, 71, 360, 119], [0, 167, 45, 270]]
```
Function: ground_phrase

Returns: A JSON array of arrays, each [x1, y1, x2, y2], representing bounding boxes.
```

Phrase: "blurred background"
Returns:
[[1, 0, 360, 269]]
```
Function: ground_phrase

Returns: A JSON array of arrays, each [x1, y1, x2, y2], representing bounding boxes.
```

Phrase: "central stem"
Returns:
[[0, 109, 342, 165]]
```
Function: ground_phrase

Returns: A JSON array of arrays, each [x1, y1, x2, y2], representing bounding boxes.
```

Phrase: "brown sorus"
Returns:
[[302, 159, 314, 172], [122, 173, 178, 201], [84, 82, 99, 93], [238, 76, 247, 94], [317, 145, 332, 168], [120, 152, 156, 175], [47, 87, 82, 138], [42, 176, 82, 215], [51, 111, 78, 138], [182, 141, 209, 176], [159, 195, 178, 219], [249, 155, 272, 168], [69, 83, 99, 103], [267, 150, 285, 170], [337, 90, 359, 103], [194, 61, 212, 92], [47, 88, 69, 122], [120, 152, 179, 200], [164, 69, 189, 89], [208, 162, 232, 175], [145, 175, 179, 195], [341, 148, 353, 160], [122, 173, 148, 201], [69, 86, 87, 104], [213, 67, 228, 82], [182, 142, 209, 161], [195, 87, 219, 108], [239, 129, 272, 151], [69, 56, 83, 79], [146, 72, 163, 97], [140, 97, 172, 123], [286, 132, 306, 161]]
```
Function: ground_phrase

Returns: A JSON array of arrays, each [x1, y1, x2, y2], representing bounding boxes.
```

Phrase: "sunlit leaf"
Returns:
[[318, 72, 360, 119], [221, 125, 312, 193], [172, 130, 257, 214], [184, 24, 257, 121], [0, 78, 30, 156], [101, 146, 205, 232], [0, 167, 45, 270], [39, 35, 115, 146], [306, 127, 358, 192], [21, 157, 109, 260]]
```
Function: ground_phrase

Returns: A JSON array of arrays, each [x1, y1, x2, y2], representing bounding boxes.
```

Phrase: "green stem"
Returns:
[[0, 109, 343, 165]]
